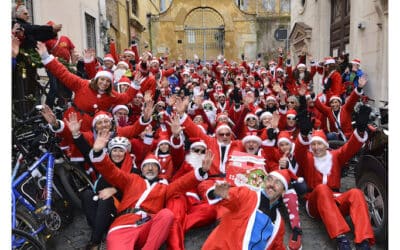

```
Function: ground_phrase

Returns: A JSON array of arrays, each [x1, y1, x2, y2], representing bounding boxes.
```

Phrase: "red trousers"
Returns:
[[166, 194, 217, 250], [306, 184, 375, 245], [106, 208, 174, 250]]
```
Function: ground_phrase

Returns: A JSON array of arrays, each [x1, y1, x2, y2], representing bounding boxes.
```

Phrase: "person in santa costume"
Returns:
[[203, 169, 304, 250], [36, 41, 141, 132], [316, 57, 345, 102], [88, 129, 213, 250], [294, 105, 375, 250], [165, 134, 218, 250], [313, 75, 368, 141]]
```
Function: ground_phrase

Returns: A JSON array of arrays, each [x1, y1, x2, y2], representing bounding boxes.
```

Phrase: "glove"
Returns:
[[267, 128, 277, 140], [241, 54, 245, 61], [291, 178, 307, 195], [355, 105, 372, 133], [296, 110, 313, 136]]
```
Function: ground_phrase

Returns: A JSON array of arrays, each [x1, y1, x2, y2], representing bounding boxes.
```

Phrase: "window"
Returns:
[[187, 30, 195, 44], [85, 13, 97, 51], [262, 0, 275, 11], [132, 0, 138, 16], [280, 0, 290, 13]]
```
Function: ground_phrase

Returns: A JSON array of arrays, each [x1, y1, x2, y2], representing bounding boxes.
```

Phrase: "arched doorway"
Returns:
[[184, 7, 225, 61], [330, 0, 350, 56]]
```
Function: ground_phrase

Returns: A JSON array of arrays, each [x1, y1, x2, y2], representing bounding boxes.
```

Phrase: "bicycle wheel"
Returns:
[[15, 209, 46, 245], [12, 229, 45, 250], [56, 162, 94, 209]]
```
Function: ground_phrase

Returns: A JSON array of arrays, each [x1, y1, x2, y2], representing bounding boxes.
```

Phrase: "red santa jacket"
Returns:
[[89, 149, 207, 231], [294, 130, 367, 199]]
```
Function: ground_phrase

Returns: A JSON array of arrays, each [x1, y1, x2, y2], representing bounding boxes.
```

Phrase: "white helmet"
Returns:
[[108, 136, 131, 152]]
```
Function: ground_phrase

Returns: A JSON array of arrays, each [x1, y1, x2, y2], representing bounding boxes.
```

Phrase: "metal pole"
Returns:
[[202, 10, 206, 62]]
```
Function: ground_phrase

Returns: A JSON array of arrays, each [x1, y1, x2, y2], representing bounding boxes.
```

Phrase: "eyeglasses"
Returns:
[[218, 132, 231, 137], [192, 148, 205, 154], [287, 117, 296, 121]]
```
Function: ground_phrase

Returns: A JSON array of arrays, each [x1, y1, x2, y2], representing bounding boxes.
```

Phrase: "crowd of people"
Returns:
[[12, 3, 376, 250]]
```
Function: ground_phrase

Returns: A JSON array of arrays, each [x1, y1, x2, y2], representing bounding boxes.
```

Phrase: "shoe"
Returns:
[[355, 240, 371, 250], [288, 227, 302, 250], [336, 235, 351, 250]]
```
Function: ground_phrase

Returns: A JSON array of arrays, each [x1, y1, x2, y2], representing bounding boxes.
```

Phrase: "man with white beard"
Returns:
[[165, 139, 217, 250]]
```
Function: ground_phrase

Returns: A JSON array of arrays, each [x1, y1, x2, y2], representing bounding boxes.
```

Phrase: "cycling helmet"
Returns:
[[108, 136, 131, 152]]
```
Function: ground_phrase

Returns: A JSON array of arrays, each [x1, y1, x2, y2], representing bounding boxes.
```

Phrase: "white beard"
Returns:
[[185, 153, 205, 169], [299, 72, 305, 80]]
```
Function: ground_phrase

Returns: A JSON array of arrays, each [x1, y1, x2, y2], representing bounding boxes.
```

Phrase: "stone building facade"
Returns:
[[148, 0, 290, 62], [290, 0, 388, 102]]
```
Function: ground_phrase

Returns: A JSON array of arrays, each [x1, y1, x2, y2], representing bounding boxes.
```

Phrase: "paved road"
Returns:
[[46, 176, 386, 249]]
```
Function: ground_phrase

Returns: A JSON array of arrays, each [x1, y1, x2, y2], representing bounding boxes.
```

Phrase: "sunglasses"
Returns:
[[218, 132, 231, 137], [246, 117, 257, 121], [287, 117, 296, 121], [192, 148, 206, 154], [288, 101, 296, 104]]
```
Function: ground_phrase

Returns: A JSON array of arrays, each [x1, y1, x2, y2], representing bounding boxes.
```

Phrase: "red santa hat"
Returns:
[[268, 60, 276, 66], [136, 92, 144, 98], [156, 133, 171, 149], [217, 91, 225, 97], [123, 49, 135, 57], [286, 109, 297, 119], [310, 130, 329, 147], [182, 70, 190, 76], [46, 20, 55, 26], [329, 95, 342, 104], [269, 169, 300, 191], [351, 58, 361, 65], [140, 153, 161, 170], [92, 111, 113, 128], [260, 69, 268, 75], [103, 54, 115, 63], [296, 63, 306, 69], [117, 76, 131, 86], [259, 111, 273, 120], [277, 131, 292, 145], [244, 112, 259, 122], [215, 122, 232, 134], [94, 70, 113, 82], [276, 67, 284, 73], [324, 57, 336, 65], [117, 60, 130, 69], [242, 132, 262, 145], [190, 138, 207, 150], [266, 95, 277, 103], [112, 104, 129, 115]]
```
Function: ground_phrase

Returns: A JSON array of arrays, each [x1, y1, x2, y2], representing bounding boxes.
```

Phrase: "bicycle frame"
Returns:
[[11, 152, 55, 239]]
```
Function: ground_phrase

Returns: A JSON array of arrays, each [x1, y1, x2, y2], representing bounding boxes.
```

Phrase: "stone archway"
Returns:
[[184, 7, 225, 61]]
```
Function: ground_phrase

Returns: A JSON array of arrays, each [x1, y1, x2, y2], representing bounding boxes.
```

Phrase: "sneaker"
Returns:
[[336, 235, 351, 250], [355, 240, 371, 250], [288, 227, 302, 250]]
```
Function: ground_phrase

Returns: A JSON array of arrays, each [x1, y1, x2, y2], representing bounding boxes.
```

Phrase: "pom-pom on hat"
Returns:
[[103, 54, 115, 63], [92, 111, 113, 128], [94, 70, 113, 82], [310, 130, 329, 147], [141, 153, 161, 170], [269, 169, 300, 191], [277, 131, 292, 145]]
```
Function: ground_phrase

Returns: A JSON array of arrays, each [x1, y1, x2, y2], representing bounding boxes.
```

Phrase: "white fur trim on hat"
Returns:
[[124, 50, 135, 56], [215, 124, 232, 133], [266, 96, 276, 102], [92, 114, 112, 127], [94, 71, 113, 81], [310, 136, 329, 147], [117, 61, 129, 69], [329, 96, 342, 103], [297, 63, 306, 69], [260, 111, 273, 120], [324, 58, 336, 65], [190, 141, 207, 149], [103, 56, 115, 63], [269, 171, 288, 191], [140, 159, 161, 170], [277, 137, 292, 146], [112, 105, 129, 115], [242, 135, 262, 145], [245, 113, 258, 121], [157, 139, 171, 148]]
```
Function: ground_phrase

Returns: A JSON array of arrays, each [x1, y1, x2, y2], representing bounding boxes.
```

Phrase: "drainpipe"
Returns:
[[126, 0, 131, 43], [146, 13, 153, 53]]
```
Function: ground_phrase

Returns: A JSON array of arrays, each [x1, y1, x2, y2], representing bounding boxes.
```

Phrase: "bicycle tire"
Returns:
[[15, 209, 46, 245], [12, 229, 45, 250], [56, 163, 94, 209]]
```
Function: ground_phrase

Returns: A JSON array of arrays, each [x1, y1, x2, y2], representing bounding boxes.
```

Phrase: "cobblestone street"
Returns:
[[46, 176, 386, 250]]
